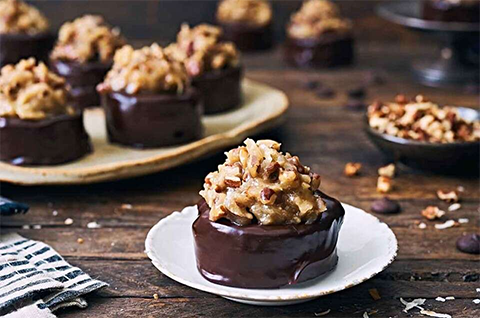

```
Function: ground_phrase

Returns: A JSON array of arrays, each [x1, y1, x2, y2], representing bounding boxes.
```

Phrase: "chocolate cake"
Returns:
[[0, 59, 91, 165], [284, 0, 354, 68], [97, 43, 203, 148], [422, 0, 480, 23], [193, 139, 345, 289], [0, 0, 53, 67], [216, 0, 274, 51], [166, 24, 242, 114], [50, 15, 125, 110]]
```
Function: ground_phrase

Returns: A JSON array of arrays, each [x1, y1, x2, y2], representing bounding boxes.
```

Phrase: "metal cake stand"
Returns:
[[377, 1, 479, 87]]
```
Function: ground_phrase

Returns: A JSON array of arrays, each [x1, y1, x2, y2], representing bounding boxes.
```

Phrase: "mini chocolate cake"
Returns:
[[0, 59, 91, 165], [0, 0, 53, 67], [423, 0, 480, 23], [0, 114, 91, 165], [97, 43, 203, 148], [216, 0, 274, 51], [166, 24, 242, 114], [285, 0, 354, 68], [193, 139, 345, 289], [50, 15, 125, 110]]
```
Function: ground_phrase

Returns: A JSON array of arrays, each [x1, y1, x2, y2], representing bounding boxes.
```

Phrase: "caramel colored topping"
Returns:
[[50, 15, 125, 63], [97, 43, 188, 95], [287, 0, 352, 39], [368, 95, 480, 143], [166, 24, 240, 77], [217, 0, 272, 26], [200, 139, 327, 226], [0, 58, 74, 120], [0, 0, 48, 34]]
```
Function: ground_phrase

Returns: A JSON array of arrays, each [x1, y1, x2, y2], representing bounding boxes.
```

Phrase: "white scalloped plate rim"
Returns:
[[145, 203, 398, 305]]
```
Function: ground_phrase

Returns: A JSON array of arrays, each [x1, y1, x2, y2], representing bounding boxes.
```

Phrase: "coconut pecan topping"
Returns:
[[217, 0, 272, 26], [0, 58, 74, 120], [200, 139, 327, 226], [368, 95, 480, 143], [0, 0, 49, 35], [97, 43, 188, 95], [287, 0, 352, 39], [165, 24, 239, 77], [50, 15, 125, 63]]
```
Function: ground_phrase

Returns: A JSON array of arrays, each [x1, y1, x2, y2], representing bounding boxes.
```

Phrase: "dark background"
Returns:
[[30, 0, 429, 47]]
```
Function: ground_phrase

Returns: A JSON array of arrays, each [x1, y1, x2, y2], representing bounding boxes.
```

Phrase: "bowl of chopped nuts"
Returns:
[[365, 95, 480, 174]]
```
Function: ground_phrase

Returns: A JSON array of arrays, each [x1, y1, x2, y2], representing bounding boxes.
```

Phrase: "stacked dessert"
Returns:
[[193, 139, 344, 288], [50, 15, 125, 110], [216, 0, 273, 51], [284, 0, 354, 68], [0, 0, 53, 67], [97, 43, 203, 148], [166, 24, 242, 114], [0, 58, 91, 165]]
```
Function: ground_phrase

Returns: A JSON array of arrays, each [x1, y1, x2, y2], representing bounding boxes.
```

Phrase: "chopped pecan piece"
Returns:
[[344, 162, 361, 177], [421, 206, 445, 220]]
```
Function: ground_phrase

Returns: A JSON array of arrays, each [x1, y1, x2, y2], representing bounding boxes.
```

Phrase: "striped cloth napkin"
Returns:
[[0, 233, 108, 317]]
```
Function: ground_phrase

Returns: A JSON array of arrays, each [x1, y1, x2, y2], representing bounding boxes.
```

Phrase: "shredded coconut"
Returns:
[[434, 220, 456, 229]]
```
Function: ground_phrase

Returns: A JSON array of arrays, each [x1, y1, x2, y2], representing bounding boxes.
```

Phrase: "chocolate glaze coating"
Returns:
[[192, 192, 345, 289], [219, 21, 273, 51], [50, 59, 112, 110], [0, 32, 54, 67], [423, 0, 480, 22], [284, 33, 354, 68], [102, 88, 203, 148], [0, 113, 92, 166], [191, 66, 242, 114]]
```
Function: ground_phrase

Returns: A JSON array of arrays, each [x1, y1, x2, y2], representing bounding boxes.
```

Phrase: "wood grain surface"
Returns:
[[1, 42, 479, 317]]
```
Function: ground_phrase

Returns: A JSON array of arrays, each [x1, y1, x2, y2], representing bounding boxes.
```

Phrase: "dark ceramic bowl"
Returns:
[[365, 107, 480, 174]]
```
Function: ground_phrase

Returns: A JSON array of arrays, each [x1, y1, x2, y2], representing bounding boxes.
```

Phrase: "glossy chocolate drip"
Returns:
[[191, 66, 242, 114], [423, 0, 480, 22], [101, 88, 203, 148], [0, 32, 54, 67], [284, 33, 354, 68], [219, 22, 273, 51], [0, 113, 92, 166], [192, 192, 345, 289], [50, 59, 112, 110]]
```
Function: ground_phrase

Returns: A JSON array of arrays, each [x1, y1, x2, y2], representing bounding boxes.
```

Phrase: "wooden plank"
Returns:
[[58, 297, 480, 318]]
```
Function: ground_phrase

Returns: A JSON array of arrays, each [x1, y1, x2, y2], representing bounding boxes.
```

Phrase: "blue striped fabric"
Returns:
[[0, 233, 108, 318]]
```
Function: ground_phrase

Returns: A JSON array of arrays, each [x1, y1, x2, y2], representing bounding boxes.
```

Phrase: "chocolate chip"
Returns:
[[463, 273, 479, 282], [456, 234, 480, 255], [304, 80, 321, 90], [371, 197, 401, 214], [345, 99, 366, 111], [348, 87, 366, 99], [315, 86, 335, 98]]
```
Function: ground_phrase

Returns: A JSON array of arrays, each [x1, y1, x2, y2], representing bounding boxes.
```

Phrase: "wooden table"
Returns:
[[1, 44, 479, 317]]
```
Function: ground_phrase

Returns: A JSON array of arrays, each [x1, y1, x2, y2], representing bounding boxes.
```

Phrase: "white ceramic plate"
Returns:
[[145, 203, 398, 306], [0, 79, 288, 185]]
